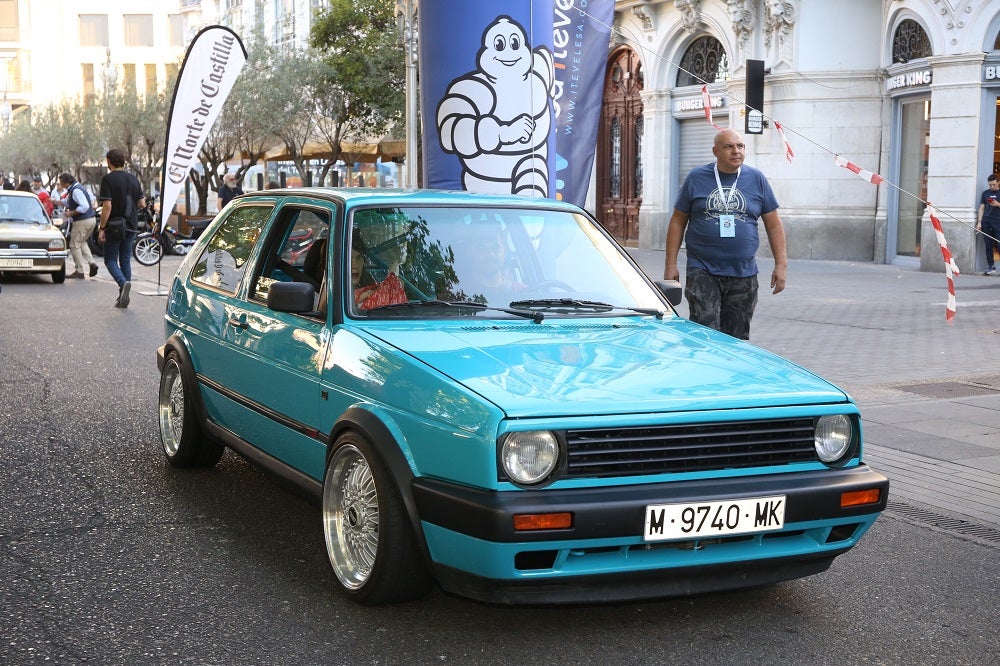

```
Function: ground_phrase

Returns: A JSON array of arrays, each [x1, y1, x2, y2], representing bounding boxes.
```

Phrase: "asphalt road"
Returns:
[[1, 260, 999, 665]]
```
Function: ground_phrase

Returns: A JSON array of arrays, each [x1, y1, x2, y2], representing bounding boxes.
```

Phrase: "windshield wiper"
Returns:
[[508, 298, 664, 319], [365, 299, 545, 323]]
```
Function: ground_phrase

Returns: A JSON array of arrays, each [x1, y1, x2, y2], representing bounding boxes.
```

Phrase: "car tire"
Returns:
[[52, 263, 66, 283], [158, 352, 224, 468], [322, 432, 432, 605]]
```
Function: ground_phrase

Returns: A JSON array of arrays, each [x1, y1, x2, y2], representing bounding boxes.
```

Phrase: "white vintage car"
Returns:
[[0, 190, 68, 283]]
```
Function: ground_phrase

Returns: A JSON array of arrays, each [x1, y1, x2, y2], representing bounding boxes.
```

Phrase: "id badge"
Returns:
[[720, 214, 736, 238]]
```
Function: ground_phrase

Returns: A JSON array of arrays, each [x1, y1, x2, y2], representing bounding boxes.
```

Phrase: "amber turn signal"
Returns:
[[840, 488, 881, 508], [513, 513, 573, 531]]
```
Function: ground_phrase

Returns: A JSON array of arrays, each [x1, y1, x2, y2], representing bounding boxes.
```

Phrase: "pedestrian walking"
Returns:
[[663, 128, 787, 340], [98, 149, 145, 308], [58, 172, 99, 279], [977, 174, 1000, 275]]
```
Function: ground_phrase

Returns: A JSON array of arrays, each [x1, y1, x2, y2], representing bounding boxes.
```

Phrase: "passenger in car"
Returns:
[[351, 237, 406, 310]]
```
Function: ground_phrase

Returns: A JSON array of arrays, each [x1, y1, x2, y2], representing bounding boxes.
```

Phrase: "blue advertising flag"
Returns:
[[419, 0, 557, 198], [552, 0, 614, 207]]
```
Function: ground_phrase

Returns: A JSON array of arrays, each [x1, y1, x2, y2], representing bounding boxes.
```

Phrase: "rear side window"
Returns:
[[191, 205, 272, 294]]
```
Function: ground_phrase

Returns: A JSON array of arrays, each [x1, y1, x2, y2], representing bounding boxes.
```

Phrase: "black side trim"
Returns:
[[204, 419, 323, 503], [197, 373, 327, 444], [434, 550, 844, 605], [413, 465, 889, 542]]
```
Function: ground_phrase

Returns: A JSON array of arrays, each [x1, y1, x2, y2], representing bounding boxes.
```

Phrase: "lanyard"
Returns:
[[713, 164, 741, 213]]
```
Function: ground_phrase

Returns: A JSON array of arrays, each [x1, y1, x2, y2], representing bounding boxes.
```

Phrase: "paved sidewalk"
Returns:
[[629, 248, 1000, 535]]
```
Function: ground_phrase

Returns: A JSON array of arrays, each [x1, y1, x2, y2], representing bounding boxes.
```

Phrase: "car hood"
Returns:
[[0, 220, 60, 240], [362, 318, 849, 418]]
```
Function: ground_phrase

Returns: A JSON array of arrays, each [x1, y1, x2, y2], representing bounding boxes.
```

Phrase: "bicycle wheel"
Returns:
[[133, 233, 163, 266]]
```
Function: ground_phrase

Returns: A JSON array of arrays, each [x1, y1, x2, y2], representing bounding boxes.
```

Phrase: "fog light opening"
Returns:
[[513, 512, 573, 531], [841, 488, 881, 508]]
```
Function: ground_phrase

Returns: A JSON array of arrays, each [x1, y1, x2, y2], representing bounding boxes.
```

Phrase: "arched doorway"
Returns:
[[597, 47, 643, 244]]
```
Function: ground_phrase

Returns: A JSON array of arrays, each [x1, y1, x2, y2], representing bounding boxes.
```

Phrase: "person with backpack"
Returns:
[[58, 172, 99, 279], [98, 149, 145, 308]]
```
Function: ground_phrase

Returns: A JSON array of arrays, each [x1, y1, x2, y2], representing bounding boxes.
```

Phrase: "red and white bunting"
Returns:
[[701, 85, 723, 131], [774, 121, 794, 163], [834, 155, 885, 185], [928, 205, 959, 322]]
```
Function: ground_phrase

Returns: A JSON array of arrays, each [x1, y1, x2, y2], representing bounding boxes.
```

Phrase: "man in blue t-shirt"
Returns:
[[663, 128, 787, 340], [977, 174, 1000, 275]]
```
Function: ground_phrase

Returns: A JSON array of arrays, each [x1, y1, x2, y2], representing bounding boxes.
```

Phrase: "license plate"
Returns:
[[643, 495, 786, 541], [0, 258, 32, 268]]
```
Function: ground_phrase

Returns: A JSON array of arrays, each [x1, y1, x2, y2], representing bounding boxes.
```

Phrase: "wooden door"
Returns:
[[597, 47, 644, 244]]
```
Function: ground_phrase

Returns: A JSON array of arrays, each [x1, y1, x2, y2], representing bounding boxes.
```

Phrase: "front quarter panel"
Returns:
[[319, 326, 503, 487]]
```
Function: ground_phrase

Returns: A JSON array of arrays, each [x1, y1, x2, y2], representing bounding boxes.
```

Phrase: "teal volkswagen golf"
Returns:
[[158, 188, 888, 605]]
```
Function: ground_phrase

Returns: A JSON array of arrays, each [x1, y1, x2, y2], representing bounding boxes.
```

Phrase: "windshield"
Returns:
[[0, 196, 49, 224], [348, 205, 668, 319]]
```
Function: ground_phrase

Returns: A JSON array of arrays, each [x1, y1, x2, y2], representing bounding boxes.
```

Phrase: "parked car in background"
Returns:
[[0, 190, 67, 283], [157, 188, 889, 605]]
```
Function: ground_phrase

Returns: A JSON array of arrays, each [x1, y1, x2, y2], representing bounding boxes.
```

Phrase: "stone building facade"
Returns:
[[599, 0, 1000, 272]]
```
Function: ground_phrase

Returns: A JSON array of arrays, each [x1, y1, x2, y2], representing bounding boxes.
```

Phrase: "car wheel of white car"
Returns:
[[52, 263, 66, 283], [158, 352, 223, 468], [322, 432, 431, 605]]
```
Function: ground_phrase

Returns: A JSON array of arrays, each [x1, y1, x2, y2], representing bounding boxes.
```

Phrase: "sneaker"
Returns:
[[66, 271, 85, 279], [986, 268, 996, 276], [89, 263, 98, 277], [118, 281, 131, 309]]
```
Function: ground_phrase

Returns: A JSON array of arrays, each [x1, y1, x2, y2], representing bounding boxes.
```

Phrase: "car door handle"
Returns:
[[227, 315, 248, 330]]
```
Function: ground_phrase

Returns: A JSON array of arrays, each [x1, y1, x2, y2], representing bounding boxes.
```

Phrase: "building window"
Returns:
[[80, 14, 109, 47], [0, 0, 18, 42], [123, 63, 136, 95], [82, 63, 95, 103], [676, 36, 730, 87], [892, 19, 932, 63], [165, 63, 179, 88], [124, 14, 154, 47], [145, 64, 157, 96], [168, 14, 184, 47], [609, 117, 621, 199]]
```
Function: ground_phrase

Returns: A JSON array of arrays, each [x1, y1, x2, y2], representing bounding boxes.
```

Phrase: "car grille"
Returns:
[[564, 418, 817, 478], [0, 241, 49, 250]]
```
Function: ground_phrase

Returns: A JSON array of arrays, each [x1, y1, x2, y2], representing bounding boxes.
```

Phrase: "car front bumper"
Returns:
[[412, 465, 888, 603], [0, 251, 68, 273]]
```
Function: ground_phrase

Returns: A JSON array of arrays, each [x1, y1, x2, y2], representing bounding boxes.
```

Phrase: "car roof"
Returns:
[[234, 187, 585, 212], [0, 190, 45, 199]]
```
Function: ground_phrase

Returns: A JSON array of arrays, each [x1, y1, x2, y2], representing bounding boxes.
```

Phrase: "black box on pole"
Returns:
[[745, 59, 765, 135]]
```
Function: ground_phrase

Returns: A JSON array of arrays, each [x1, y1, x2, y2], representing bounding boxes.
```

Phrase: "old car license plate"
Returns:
[[643, 495, 786, 541], [0, 258, 32, 268]]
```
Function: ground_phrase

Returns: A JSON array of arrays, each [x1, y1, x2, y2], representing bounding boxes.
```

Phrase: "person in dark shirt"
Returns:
[[98, 148, 145, 308], [216, 172, 243, 210], [663, 129, 787, 340]]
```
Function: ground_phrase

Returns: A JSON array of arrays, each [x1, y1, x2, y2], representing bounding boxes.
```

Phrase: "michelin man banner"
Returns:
[[420, 1, 558, 199], [551, 0, 614, 207]]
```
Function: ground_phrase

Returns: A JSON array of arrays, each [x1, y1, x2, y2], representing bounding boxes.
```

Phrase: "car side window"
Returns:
[[190, 205, 272, 294], [250, 206, 330, 313]]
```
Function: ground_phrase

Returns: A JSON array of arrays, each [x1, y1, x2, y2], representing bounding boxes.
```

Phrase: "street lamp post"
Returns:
[[396, 0, 418, 188]]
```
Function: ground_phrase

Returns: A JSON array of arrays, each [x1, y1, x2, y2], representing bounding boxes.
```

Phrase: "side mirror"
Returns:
[[267, 281, 316, 313], [654, 279, 683, 307]]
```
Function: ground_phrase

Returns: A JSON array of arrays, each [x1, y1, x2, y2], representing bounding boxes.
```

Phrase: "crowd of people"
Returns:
[[6, 148, 146, 308]]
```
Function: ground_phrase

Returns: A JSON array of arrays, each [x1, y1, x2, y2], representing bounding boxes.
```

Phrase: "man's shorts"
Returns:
[[684, 267, 758, 340]]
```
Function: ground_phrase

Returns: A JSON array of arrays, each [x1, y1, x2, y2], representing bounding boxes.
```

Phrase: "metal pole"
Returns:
[[403, 0, 418, 188]]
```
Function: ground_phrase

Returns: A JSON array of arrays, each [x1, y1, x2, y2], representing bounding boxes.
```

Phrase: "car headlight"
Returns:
[[500, 431, 560, 486], [48, 238, 65, 251], [815, 415, 853, 463]]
